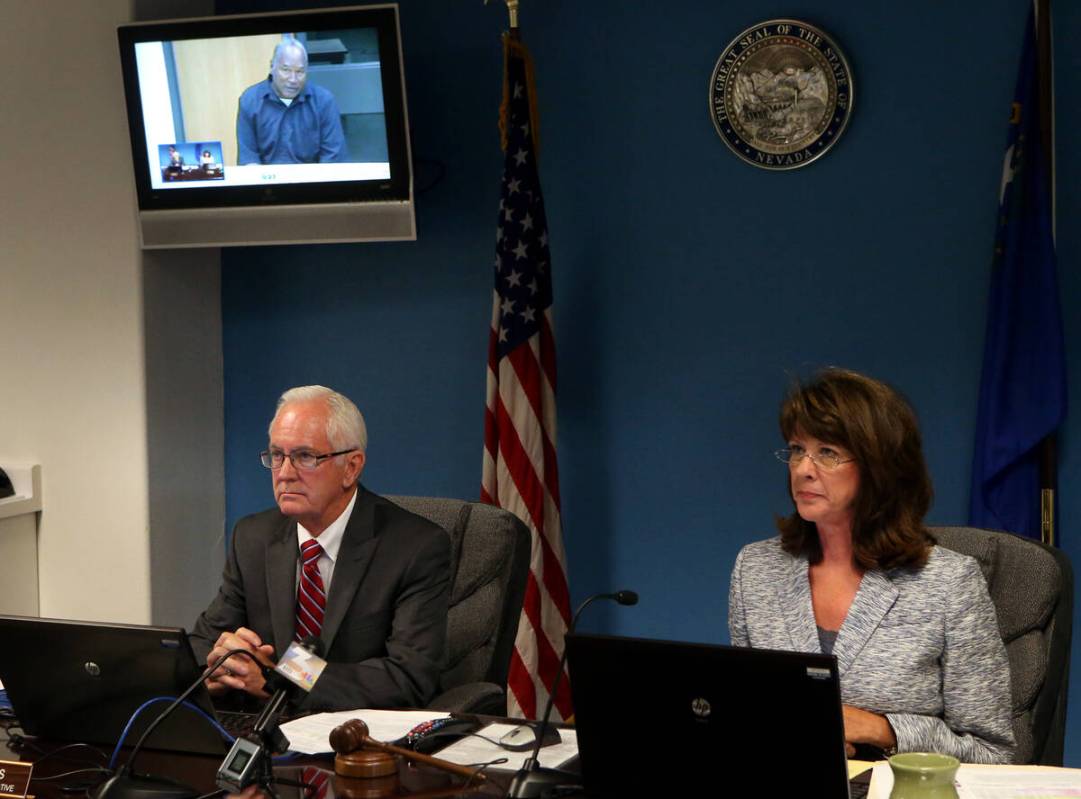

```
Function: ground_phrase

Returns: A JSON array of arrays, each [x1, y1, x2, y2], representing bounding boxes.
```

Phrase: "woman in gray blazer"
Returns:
[[729, 368, 1014, 764]]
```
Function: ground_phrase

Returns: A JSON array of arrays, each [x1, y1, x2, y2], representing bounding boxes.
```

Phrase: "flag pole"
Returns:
[[1036, 0, 1056, 548]]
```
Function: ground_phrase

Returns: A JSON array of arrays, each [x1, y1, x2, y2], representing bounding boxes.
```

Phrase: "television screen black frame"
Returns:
[[117, 3, 415, 247]]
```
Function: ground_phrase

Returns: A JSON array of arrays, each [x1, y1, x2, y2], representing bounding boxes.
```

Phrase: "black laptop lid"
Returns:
[[0, 615, 228, 754], [566, 633, 850, 798]]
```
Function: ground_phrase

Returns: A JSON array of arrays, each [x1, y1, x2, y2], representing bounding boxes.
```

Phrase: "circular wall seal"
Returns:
[[709, 19, 854, 170]]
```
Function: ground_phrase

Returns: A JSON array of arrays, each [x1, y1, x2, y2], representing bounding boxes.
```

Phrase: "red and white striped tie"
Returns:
[[295, 539, 326, 641], [301, 767, 330, 799]]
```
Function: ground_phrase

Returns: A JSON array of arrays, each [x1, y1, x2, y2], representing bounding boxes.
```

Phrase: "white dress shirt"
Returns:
[[295, 487, 357, 593]]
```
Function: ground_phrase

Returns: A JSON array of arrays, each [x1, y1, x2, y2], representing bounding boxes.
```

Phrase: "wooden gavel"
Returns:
[[329, 718, 485, 783]]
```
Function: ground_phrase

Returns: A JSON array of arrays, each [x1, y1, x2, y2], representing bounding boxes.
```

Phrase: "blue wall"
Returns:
[[220, 0, 1080, 762]]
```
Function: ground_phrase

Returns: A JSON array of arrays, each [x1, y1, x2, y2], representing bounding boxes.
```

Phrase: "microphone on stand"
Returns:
[[506, 589, 639, 799], [216, 636, 327, 793], [92, 640, 299, 799]]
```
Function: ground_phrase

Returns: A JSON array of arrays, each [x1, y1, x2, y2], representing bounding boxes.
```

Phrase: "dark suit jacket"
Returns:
[[191, 486, 450, 711]]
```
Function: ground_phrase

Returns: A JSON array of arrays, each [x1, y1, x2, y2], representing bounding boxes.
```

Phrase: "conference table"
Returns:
[[0, 745, 507, 798], [0, 714, 554, 799], [0, 715, 878, 798]]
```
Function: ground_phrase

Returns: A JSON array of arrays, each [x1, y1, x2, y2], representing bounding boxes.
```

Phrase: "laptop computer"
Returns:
[[566, 633, 851, 798], [0, 615, 235, 755]]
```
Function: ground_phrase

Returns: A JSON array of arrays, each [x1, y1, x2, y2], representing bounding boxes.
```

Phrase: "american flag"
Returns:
[[481, 33, 573, 722]]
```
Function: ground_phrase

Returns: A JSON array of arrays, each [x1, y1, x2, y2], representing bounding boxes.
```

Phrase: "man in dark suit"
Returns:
[[190, 386, 450, 711]]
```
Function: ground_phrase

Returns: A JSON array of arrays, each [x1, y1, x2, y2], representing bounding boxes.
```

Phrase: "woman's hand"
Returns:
[[842, 704, 897, 754]]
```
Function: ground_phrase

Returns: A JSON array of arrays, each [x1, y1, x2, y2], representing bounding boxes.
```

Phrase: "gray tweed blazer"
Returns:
[[729, 537, 1015, 763]]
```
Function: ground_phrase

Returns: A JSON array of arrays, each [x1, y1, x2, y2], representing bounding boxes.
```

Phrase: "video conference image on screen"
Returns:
[[134, 27, 392, 190]]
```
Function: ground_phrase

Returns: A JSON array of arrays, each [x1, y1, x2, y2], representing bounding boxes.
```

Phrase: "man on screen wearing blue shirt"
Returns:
[[236, 38, 349, 165]]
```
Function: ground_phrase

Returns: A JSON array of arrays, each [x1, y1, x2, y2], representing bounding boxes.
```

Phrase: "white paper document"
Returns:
[[433, 723, 578, 772], [869, 762, 1081, 799], [279, 709, 444, 754]]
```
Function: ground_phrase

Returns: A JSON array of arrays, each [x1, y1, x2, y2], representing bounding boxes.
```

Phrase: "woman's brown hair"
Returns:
[[776, 368, 934, 569]]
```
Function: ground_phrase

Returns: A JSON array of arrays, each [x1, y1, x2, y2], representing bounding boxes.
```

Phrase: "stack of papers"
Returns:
[[869, 763, 1081, 799], [280, 709, 439, 754], [278, 710, 579, 773], [435, 723, 578, 772]]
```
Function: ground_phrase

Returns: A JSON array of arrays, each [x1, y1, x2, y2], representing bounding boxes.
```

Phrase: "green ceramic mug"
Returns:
[[888, 752, 960, 799]]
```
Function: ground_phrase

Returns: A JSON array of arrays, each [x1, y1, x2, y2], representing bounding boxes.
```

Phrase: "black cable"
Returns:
[[462, 730, 508, 747], [30, 765, 114, 797], [31, 766, 113, 782], [0, 733, 114, 796], [25, 741, 110, 766], [460, 758, 506, 794], [120, 647, 263, 778], [0, 721, 20, 744]]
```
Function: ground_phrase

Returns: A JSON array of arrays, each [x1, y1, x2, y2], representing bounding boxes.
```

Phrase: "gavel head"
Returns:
[[329, 719, 371, 754]]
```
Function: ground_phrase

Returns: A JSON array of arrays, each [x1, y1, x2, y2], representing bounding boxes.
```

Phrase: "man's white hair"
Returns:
[[272, 37, 308, 67], [270, 385, 367, 453]]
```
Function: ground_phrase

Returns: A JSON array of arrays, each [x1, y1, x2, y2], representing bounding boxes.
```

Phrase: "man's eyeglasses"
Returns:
[[774, 447, 855, 471], [260, 448, 356, 471]]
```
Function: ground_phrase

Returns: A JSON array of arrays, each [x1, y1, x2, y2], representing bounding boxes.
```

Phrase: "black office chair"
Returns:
[[931, 526, 1073, 765], [388, 496, 531, 715]]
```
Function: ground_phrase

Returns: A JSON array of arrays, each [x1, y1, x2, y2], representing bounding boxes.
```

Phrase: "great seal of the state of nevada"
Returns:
[[709, 20, 854, 170]]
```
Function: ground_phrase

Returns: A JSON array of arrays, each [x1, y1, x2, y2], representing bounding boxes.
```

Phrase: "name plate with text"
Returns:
[[0, 760, 32, 799]]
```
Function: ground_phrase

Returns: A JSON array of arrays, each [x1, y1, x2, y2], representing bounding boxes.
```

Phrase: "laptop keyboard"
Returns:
[[216, 710, 258, 738]]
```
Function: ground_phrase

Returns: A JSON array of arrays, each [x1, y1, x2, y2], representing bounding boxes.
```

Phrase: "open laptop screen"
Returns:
[[0, 615, 228, 755]]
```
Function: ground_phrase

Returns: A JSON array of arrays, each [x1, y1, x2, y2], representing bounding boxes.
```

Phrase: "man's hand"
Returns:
[[205, 628, 275, 698], [842, 704, 897, 755]]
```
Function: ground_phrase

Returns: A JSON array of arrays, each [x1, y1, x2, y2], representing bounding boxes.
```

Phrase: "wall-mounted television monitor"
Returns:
[[117, 4, 414, 248]]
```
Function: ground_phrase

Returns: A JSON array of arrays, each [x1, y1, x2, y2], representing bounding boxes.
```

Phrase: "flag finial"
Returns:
[[485, 0, 520, 30]]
